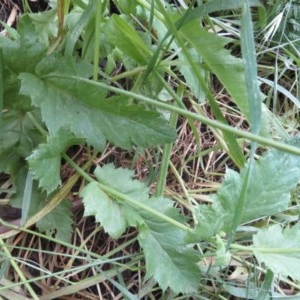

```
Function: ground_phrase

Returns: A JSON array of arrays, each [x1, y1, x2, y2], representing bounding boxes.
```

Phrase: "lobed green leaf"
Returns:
[[0, 110, 44, 176], [19, 55, 176, 150], [187, 203, 224, 243], [0, 15, 47, 74], [80, 163, 200, 293], [81, 181, 129, 238], [81, 164, 149, 238], [139, 224, 199, 294], [27, 129, 82, 194], [217, 138, 300, 232], [192, 137, 300, 241], [36, 199, 73, 243], [253, 224, 300, 281], [180, 24, 250, 119]]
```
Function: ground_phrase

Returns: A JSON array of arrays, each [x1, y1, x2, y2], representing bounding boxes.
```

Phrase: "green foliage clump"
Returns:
[[1, 0, 300, 298]]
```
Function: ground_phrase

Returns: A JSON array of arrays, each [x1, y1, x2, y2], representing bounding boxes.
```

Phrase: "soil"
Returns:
[[0, 0, 49, 31]]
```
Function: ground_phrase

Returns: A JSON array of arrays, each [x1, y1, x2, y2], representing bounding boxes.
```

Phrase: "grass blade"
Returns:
[[256, 269, 273, 300], [64, 1, 95, 55], [152, 1, 246, 168], [241, 2, 262, 136], [21, 171, 34, 226], [141, 0, 261, 81], [227, 0, 262, 245], [0, 48, 3, 129]]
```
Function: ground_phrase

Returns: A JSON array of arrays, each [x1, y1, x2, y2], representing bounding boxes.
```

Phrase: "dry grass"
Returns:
[[0, 0, 20, 34]]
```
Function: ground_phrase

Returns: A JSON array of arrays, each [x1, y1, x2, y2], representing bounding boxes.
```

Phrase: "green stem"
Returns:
[[93, 0, 102, 81], [0, 48, 3, 129], [27, 111, 48, 136], [100, 183, 191, 232], [155, 116, 177, 197], [136, 0, 165, 21], [231, 243, 300, 254], [63, 154, 94, 182], [109, 66, 146, 82], [0, 236, 39, 299], [46, 74, 300, 156], [155, 82, 181, 196]]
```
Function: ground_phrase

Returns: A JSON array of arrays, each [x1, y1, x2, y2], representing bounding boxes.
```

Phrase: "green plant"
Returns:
[[1, 0, 300, 298]]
